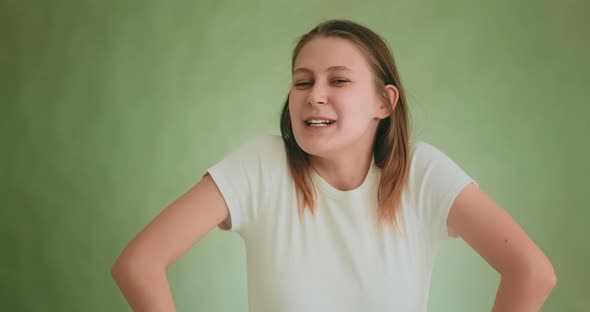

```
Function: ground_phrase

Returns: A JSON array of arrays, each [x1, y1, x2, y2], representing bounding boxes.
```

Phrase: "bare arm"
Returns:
[[111, 173, 230, 311], [448, 182, 557, 311]]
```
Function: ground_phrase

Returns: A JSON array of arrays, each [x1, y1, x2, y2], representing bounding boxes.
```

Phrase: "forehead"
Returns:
[[293, 37, 371, 75]]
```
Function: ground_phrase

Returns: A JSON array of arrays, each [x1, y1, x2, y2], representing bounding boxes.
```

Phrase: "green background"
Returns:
[[2, 0, 588, 311]]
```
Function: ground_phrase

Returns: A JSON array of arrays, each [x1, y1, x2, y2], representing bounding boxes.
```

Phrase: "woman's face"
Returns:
[[289, 36, 393, 159]]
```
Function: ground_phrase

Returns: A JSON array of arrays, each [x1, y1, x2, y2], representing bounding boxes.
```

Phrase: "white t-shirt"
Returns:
[[206, 134, 477, 312]]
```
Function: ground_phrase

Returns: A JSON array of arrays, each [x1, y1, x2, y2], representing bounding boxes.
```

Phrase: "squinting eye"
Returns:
[[293, 80, 348, 87]]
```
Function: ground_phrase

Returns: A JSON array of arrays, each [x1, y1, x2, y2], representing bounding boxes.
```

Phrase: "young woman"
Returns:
[[112, 19, 556, 312]]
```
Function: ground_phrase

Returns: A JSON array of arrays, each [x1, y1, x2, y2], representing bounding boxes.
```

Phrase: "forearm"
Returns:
[[111, 261, 176, 312], [491, 273, 556, 312]]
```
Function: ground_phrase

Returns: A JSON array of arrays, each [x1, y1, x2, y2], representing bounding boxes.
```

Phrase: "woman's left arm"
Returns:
[[447, 182, 557, 312]]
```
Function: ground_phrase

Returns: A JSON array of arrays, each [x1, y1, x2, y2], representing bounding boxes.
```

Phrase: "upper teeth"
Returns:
[[307, 120, 334, 124]]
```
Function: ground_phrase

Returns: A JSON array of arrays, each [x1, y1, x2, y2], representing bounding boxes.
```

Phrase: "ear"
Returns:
[[377, 84, 399, 119]]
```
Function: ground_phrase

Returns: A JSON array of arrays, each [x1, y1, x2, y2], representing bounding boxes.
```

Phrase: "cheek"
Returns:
[[289, 92, 302, 107], [287, 100, 301, 128], [289, 90, 307, 109], [336, 104, 372, 130], [288, 99, 297, 116]]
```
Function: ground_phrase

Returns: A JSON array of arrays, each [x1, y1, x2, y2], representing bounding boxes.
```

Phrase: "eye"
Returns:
[[293, 79, 349, 87]]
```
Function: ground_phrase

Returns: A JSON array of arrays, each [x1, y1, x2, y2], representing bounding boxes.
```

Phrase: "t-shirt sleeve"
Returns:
[[204, 136, 267, 234], [411, 141, 478, 240]]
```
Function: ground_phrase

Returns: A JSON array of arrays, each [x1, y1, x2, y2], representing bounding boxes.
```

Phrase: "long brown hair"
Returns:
[[280, 19, 412, 229]]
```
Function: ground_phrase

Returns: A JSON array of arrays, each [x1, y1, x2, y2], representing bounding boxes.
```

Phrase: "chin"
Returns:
[[293, 136, 334, 158]]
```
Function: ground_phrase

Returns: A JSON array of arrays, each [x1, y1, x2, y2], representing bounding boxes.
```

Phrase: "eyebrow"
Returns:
[[293, 66, 354, 74]]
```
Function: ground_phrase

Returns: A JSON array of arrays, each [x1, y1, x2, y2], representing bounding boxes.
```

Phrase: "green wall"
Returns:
[[2, 0, 588, 311]]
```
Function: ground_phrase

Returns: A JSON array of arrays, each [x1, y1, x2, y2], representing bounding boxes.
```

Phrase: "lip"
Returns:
[[304, 116, 337, 122], [303, 115, 337, 131]]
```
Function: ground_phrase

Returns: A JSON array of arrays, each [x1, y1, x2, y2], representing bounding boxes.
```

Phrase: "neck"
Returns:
[[310, 149, 374, 192]]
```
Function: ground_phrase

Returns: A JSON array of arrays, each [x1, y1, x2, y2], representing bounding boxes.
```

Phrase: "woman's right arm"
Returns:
[[110, 173, 230, 311]]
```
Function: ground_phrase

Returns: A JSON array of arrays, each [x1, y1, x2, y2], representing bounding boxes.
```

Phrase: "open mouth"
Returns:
[[305, 120, 336, 127]]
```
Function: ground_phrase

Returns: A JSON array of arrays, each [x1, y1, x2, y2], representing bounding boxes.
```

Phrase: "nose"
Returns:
[[306, 84, 327, 105]]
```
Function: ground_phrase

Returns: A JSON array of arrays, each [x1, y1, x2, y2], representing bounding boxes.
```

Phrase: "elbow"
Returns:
[[532, 256, 557, 294], [110, 254, 165, 280], [504, 256, 557, 295], [110, 253, 141, 279], [533, 266, 557, 299], [541, 262, 557, 294], [110, 256, 130, 280]]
